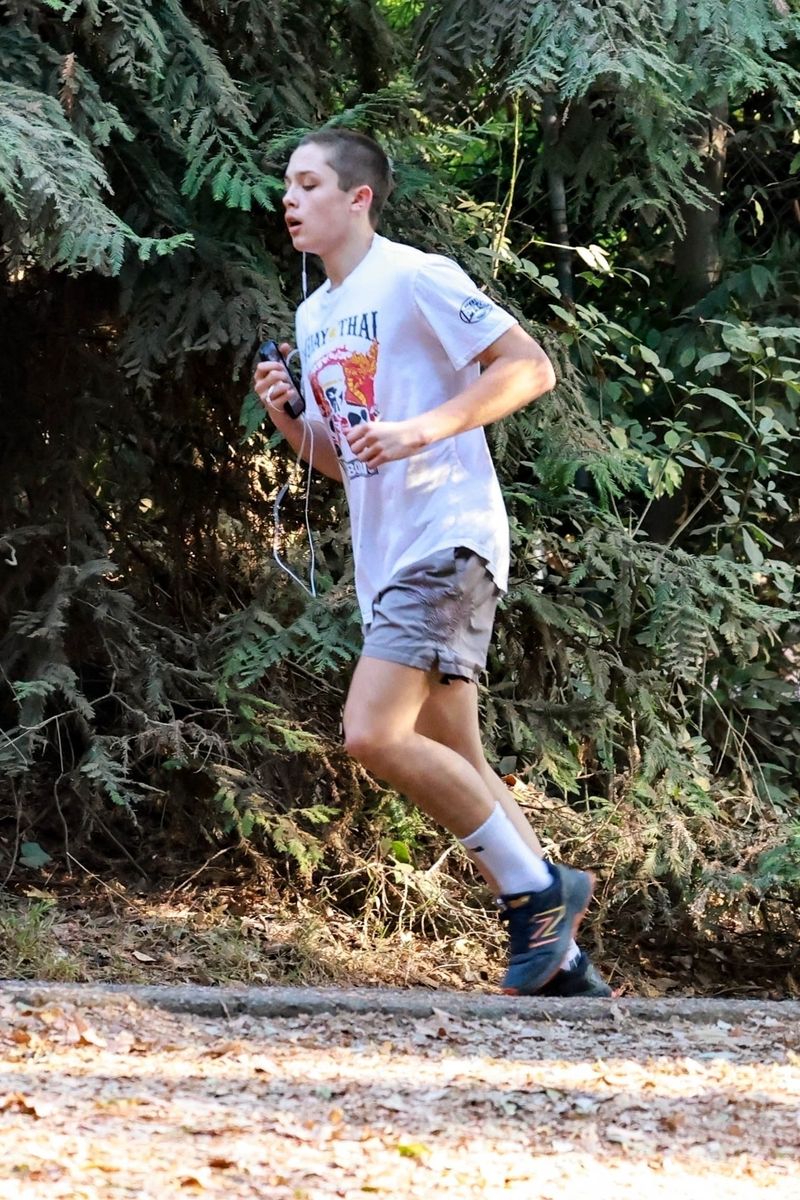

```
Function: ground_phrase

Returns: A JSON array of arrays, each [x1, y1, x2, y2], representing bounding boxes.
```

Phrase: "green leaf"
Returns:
[[239, 391, 267, 439], [602, 353, 636, 376], [741, 529, 764, 568], [638, 345, 660, 366], [695, 352, 730, 373], [749, 265, 773, 298], [20, 842, 53, 869], [575, 243, 611, 272], [661, 459, 683, 495], [692, 387, 756, 431], [753, 327, 800, 340], [721, 326, 762, 356]]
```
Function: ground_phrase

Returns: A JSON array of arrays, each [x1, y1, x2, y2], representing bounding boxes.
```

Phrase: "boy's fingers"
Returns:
[[255, 360, 282, 378], [254, 362, 290, 387]]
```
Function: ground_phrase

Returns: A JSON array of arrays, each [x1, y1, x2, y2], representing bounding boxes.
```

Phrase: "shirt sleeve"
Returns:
[[412, 255, 517, 371]]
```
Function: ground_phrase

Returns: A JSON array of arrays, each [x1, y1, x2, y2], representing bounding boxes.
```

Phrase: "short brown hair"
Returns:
[[297, 129, 394, 227]]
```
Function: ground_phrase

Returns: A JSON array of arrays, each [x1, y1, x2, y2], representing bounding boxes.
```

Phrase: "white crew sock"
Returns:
[[460, 803, 553, 895], [561, 941, 581, 971]]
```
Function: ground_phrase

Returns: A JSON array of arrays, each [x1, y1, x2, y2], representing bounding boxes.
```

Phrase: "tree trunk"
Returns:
[[541, 92, 573, 301], [674, 103, 729, 302]]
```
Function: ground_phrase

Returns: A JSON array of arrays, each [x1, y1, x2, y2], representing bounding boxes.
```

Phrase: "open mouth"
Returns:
[[286, 218, 303, 234]]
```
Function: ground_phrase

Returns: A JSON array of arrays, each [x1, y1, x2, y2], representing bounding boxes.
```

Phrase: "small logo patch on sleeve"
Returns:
[[459, 295, 493, 324]]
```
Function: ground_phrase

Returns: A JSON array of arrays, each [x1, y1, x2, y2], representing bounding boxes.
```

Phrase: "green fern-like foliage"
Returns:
[[0, 80, 189, 273], [1, 0, 797, 965], [0, 0, 400, 843], [416, 0, 800, 228]]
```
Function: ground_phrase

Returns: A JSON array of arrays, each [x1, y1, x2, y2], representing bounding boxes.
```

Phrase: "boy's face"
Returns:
[[283, 142, 372, 257]]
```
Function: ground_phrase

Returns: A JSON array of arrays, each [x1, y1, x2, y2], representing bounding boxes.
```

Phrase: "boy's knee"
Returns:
[[343, 721, 379, 765], [343, 721, 399, 772]]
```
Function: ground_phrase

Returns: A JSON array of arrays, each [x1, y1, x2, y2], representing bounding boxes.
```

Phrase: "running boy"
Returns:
[[254, 128, 609, 997]]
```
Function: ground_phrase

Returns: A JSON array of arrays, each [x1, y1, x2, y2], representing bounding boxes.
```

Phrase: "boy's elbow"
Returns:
[[529, 349, 556, 398]]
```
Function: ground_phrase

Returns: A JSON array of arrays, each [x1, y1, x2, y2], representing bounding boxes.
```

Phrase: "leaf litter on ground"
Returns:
[[0, 989, 798, 1198]]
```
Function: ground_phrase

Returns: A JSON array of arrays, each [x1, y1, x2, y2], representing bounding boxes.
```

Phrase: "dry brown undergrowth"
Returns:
[[1, 781, 796, 999], [0, 866, 796, 1001]]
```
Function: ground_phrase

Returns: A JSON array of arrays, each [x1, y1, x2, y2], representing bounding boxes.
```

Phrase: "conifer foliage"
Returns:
[[0, 1, 798, 972], [417, 0, 800, 231], [0, 0, 396, 841]]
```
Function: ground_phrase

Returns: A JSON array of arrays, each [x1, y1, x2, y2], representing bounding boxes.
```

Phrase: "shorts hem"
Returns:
[[360, 645, 437, 674], [361, 644, 483, 684], [437, 658, 482, 685]]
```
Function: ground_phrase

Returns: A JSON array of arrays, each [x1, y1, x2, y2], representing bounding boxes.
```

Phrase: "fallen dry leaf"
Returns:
[[66, 1021, 107, 1048], [605, 1124, 649, 1145], [180, 1173, 210, 1189], [0, 1092, 50, 1118], [412, 1007, 464, 1039], [207, 1156, 236, 1170], [0, 989, 797, 1200]]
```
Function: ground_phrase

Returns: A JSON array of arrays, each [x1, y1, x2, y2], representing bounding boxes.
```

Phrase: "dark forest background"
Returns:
[[1, 0, 798, 991]]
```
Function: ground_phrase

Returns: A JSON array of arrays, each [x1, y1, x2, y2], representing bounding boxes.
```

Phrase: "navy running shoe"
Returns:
[[499, 864, 595, 996], [537, 950, 612, 997]]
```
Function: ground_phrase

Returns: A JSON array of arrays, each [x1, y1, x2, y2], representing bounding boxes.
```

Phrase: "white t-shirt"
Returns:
[[295, 234, 516, 622]]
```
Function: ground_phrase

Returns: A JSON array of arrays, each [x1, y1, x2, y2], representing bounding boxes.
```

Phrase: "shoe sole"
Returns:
[[501, 869, 596, 997]]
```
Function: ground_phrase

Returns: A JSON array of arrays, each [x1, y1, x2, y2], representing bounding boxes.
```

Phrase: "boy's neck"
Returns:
[[322, 227, 376, 290]]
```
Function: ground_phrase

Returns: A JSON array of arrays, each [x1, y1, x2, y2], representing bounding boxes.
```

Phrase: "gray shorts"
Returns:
[[362, 547, 500, 685]]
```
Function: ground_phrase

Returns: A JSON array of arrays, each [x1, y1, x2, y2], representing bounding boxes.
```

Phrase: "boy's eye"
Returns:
[[302, 184, 317, 191]]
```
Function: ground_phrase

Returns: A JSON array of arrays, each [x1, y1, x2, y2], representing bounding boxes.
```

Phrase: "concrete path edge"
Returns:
[[2, 981, 798, 1024]]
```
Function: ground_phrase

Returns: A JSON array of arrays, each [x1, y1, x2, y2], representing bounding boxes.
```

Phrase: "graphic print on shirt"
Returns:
[[308, 338, 380, 480]]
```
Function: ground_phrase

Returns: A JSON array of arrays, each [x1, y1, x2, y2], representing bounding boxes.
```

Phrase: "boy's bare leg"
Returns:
[[343, 656, 498, 839], [344, 656, 594, 992], [416, 677, 584, 972], [415, 678, 544, 893]]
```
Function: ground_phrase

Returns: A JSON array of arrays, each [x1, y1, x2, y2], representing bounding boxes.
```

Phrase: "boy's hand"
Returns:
[[345, 418, 427, 467], [253, 342, 300, 417]]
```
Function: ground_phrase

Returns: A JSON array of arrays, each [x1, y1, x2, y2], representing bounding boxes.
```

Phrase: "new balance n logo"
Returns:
[[528, 905, 565, 948]]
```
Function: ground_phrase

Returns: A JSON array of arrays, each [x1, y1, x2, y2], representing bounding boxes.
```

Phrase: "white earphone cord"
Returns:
[[272, 415, 317, 598], [271, 263, 315, 596]]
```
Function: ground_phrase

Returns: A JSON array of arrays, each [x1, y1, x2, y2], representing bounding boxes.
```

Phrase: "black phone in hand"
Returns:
[[258, 339, 305, 419]]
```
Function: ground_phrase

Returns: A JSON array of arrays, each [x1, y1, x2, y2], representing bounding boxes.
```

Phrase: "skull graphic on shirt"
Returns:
[[309, 342, 379, 467]]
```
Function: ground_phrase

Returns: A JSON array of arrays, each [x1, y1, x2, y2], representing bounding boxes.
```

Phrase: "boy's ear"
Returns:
[[351, 184, 373, 214]]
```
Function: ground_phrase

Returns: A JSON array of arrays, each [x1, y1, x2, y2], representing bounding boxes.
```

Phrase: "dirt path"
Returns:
[[1, 985, 798, 1199]]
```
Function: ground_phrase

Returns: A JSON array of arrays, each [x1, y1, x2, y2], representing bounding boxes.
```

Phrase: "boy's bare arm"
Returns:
[[274, 411, 344, 482], [345, 325, 555, 469], [253, 356, 343, 482]]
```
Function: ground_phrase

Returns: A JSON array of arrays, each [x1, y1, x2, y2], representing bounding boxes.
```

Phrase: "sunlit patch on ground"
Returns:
[[0, 991, 798, 1198]]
